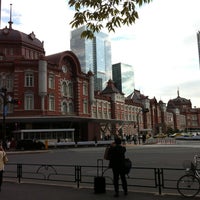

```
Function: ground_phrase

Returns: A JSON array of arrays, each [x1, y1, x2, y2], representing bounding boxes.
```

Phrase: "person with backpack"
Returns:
[[108, 137, 128, 197]]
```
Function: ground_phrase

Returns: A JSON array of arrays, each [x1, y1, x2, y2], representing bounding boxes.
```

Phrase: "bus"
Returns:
[[12, 128, 75, 143]]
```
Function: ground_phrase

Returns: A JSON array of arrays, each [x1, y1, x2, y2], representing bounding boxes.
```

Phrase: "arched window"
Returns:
[[68, 82, 73, 97], [62, 81, 73, 97], [62, 82, 67, 96]]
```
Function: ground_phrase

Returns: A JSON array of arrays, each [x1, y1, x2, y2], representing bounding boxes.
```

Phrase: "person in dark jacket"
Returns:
[[109, 137, 127, 197]]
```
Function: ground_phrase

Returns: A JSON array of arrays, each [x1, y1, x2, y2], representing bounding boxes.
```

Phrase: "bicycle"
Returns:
[[177, 155, 200, 198]]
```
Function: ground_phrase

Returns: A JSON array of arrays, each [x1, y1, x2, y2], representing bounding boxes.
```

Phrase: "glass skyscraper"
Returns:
[[112, 63, 135, 96], [70, 26, 112, 91]]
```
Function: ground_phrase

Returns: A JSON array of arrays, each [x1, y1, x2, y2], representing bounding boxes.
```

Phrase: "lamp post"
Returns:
[[136, 109, 142, 144], [0, 87, 7, 140], [136, 108, 149, 144], [0, 87, 21, 140]]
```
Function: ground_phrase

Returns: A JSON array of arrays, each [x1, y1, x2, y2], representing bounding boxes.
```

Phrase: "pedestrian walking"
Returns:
[[108, 137, 128, 197], [0, 142, 8, 192]]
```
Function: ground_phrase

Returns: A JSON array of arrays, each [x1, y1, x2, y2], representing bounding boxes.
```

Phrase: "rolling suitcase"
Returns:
[[94, 159, 106, 194]]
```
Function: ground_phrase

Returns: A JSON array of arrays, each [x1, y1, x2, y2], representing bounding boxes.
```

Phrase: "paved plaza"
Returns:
[[0, 182, 185, 200]]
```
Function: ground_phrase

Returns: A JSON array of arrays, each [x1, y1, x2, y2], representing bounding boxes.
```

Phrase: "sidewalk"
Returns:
[[0, 182, 183, 200]]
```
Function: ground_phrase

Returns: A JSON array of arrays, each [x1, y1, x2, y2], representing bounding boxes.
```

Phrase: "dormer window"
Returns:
[[29, 32, 35, 40], [3, 27, 9, 35]]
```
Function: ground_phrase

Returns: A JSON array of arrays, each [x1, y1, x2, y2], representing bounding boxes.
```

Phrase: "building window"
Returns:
[[48, 74, 55, 89], [69, 102, 74, 113], [61, 101, 74, 114], [0, 75, 13, 91], [61, 81, 73, 97], [62, 82, 67, 96], [192, 121, 198, 126], [68, 82, 73, 97], [83, 99, 88, 114], [25, 72, 34, 87], [192, 115, 197, 120], [83, 81, 88, 96], [49, 95, 55, 111], [62, 102, 67, 114], [25, 94, 34, 110], [6, 75, 13, 91]]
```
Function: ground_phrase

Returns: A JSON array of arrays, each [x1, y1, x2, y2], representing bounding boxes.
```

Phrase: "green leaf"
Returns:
[[68, 0, 153, 38]]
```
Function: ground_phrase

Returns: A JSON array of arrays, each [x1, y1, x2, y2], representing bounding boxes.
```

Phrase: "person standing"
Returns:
[[109, 137, 127, 197], [0, 143, 8, 192]]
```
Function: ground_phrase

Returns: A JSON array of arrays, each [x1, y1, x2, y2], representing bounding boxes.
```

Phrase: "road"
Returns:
[[7, 143, 200, 168]]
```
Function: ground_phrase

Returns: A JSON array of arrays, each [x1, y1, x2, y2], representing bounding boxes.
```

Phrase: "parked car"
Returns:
[[16, 139, 45, 150]]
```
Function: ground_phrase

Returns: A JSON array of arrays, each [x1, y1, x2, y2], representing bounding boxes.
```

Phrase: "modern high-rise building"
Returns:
[[70, 26, 112, 91], [112, 63, 135, 96]]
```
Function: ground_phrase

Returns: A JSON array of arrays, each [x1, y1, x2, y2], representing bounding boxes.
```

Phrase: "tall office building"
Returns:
[[112, 63, 135, 96], [70, 26, 112, 91]]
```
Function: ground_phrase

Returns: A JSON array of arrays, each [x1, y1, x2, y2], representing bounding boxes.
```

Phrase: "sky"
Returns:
[[1, 0, 200, 108]]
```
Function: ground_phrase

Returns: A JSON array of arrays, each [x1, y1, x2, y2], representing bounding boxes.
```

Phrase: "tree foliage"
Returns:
[[68, 0, 152, 39]]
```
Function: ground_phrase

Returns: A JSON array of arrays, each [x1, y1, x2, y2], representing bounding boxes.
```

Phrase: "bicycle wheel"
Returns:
[[177, 174, 200, 197]]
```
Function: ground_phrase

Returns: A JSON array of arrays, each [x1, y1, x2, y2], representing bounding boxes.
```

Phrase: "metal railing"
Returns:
[[4, 162, 185, 195]]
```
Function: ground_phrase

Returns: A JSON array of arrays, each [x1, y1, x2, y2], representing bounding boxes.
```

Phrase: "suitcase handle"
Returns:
[[97, 159, 103, 176], [97, 159, 110, 176]]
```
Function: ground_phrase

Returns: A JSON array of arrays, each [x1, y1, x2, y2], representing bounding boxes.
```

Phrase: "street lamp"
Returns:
[[1, 87, 7, 140], [136, 109, 142, 144], [0, 87, 21, 140], [136, 108, 149, 144]]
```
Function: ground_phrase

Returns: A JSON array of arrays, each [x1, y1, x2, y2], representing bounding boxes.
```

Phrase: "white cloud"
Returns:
[[1, 0, 73, 54], [1, 0, 200, 107], [110, 0, 200, 107]]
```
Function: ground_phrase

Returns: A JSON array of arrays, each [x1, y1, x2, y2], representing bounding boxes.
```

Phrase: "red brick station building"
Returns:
[[0, 21, 200, 142]]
